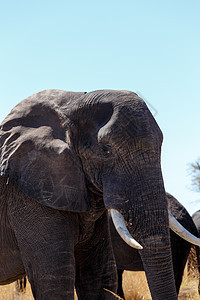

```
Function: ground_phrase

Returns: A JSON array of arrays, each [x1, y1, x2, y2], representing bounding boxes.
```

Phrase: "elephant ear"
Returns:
[[0, 91, 89, 212]]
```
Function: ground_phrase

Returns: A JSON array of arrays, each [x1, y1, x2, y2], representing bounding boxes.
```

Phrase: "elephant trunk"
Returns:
[[127, 192, 178, 299], [139, 231, 177, 299], [104, 173, 178, 299]]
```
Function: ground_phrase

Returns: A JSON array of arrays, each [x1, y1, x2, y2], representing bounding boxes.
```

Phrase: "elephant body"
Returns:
[[0, 89, 178, 299], [0, 176, 117, 299], [110, 193, 199, 297], [191, 210, 200, 293], [192, 210, 200, 233]]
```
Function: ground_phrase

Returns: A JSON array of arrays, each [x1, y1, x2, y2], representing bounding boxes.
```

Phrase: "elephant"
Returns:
[[0, 89, 199, 299], [192, 210, 200, 233], [191, 210, 200, 293], [109, 192, 199, 298]]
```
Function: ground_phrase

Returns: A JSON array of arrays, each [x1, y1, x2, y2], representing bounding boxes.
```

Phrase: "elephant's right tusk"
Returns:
[[168, 210, 200, 246], [110, 209, 143, 250]]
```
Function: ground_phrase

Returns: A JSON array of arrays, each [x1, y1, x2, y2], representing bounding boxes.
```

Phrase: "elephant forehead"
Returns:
[[99, 104, 162, 144]]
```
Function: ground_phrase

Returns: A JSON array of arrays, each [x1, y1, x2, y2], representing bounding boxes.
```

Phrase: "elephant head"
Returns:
[[0, 89, 197, 299]]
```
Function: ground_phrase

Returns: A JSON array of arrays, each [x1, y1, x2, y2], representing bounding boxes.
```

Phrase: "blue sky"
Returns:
[[1, 0, 200, 214]]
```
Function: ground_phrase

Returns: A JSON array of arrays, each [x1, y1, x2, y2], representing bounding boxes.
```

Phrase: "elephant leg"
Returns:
[[117, 269, 124, 299], [75, 213, 118, 299], [8, 192, 78, 299]]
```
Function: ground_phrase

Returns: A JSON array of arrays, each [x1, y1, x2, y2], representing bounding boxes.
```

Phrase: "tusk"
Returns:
[[168, 210, 200, 246], [110, 209, 143, 250]]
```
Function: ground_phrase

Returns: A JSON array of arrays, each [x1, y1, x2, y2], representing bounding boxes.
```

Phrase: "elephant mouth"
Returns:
[[110, 208, 200, 249]]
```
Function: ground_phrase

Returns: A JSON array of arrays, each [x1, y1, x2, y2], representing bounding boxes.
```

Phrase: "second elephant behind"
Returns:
[[190, 209, 200, 293], [109, 193, 199, 298]]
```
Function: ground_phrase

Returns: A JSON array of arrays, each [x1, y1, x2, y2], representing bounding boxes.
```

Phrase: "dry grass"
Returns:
[[0, 281, 33, 300], [122, 270, 200, 300], [0, 267, 199, 299], [123, 271, 151, 300], [178, 276, 199, 300]]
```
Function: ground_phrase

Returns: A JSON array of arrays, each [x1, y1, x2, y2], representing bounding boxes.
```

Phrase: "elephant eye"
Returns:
[[101, 144, 112, 155]]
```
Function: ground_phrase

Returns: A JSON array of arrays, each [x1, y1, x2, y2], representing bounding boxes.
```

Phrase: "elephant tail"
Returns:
[[15, 276, 27, 293]]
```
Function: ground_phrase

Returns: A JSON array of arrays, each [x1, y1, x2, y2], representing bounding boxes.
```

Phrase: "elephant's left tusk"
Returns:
[[168, 210, 200, 246], [110, 209, 143, 250]]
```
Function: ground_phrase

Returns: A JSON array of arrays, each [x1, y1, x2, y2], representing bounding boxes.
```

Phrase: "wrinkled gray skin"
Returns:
[[0, 89, 177, 299], [110, 193, 199, 298], [192, 210, 200, 294], [192, 210, 200, 233]]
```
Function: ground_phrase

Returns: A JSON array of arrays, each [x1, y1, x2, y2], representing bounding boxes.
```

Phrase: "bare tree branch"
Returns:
[[190, 158, 200, 192]]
